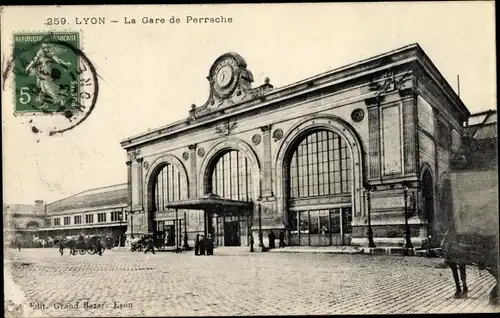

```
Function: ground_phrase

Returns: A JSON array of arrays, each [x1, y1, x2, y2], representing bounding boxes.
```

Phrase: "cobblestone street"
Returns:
[[5, 248, 499, 317]]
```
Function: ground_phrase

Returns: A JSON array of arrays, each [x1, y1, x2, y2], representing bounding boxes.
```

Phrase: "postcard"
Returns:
[[2, 3, 498, 317]]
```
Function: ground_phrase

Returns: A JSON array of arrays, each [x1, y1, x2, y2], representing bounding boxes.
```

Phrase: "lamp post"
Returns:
[[119, 208, 124, 247], [364, 185, 376, 248], [402, 181, 414, 249], [258, 199, 264, 248], [129, 210, 136, 239], [183, 211, 190, 249]]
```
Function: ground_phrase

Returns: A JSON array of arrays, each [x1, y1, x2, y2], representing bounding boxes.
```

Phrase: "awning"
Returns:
[[162, 193, 254, 210]]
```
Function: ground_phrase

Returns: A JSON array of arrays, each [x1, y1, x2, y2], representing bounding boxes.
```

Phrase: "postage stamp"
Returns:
[[9, 31, 99, 136]]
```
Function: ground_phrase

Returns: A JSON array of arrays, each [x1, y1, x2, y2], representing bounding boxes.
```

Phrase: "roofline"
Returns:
[[121, 43, 470, 148], [46, 183, 128, 206]]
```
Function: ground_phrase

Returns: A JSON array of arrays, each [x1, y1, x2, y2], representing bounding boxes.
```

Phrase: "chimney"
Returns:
[[34, 200, 44, 214]]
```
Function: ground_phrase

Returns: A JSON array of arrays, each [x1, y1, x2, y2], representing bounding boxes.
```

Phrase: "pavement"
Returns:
[[4, 247, 499, 316]]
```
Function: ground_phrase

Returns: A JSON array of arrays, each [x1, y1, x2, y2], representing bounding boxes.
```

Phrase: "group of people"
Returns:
[[249, 230, 286, 252], [194, 234, 214, 256]]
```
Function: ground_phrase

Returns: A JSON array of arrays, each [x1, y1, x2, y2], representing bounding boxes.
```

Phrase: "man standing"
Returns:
[[144, 236, 156, 255], [59, 240, 65, 256], [96, 239, 103, 256], [199, 235, 206, 256], [268, 231, 276, 249], [206, 234, 214, 256], [279, 230, 285, 248], [17, 239, 22, 252], [249, 234, 255, 252], [194, 234, 200, 256]]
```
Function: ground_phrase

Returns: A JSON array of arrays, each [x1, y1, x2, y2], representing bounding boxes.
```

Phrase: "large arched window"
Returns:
[[153, 163, 183, 211], [26, 221, 40, 229], [206, 150, 253, 202], [289, 130, 352, 198]]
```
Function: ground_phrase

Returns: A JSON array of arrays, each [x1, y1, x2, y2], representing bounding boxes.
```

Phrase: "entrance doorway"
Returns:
[[288, 207, 352, 246], [224, 221, 240, 246], [422, 170, 436, 246]]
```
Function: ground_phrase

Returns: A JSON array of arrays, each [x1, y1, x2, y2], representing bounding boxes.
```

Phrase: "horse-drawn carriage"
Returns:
[[130, 231, 177, 252], [62, 235, 105, 255]]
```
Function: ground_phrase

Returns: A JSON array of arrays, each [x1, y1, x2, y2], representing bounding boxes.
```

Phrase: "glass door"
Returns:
[[329, 209, 342, 245], [341, 207, 352, 245]]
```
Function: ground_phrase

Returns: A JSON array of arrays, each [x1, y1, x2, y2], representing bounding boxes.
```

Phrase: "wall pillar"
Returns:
[[260, 125, 273, 198], [188, 144, 197, 198]]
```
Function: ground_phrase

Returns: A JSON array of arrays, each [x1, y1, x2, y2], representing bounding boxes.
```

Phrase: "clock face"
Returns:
[[216, 65, 233, 88]]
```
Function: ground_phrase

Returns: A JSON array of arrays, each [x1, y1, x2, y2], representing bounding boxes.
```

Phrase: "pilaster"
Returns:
[[260, 125, 273, 198], [188, 144, 197, 198]]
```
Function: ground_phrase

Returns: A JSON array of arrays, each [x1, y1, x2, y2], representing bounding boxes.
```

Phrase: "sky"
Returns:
[[1, 2, 496, 204]]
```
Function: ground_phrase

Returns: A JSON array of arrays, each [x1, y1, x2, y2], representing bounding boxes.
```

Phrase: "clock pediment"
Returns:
[[190, 52, 270, 119]]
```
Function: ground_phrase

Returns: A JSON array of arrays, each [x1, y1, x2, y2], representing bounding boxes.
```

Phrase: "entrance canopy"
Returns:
[[162, 193, 254, 210]]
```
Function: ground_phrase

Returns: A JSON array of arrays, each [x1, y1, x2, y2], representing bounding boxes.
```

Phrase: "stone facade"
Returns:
[[121, 44, 470, 248], [3, 201, 46, 242]]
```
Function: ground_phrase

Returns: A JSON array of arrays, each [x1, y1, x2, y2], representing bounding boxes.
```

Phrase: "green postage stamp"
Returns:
[[10, 31, 98, 135], [14, 32, 81, 113]]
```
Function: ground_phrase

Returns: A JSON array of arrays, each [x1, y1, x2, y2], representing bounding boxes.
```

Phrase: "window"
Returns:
[[53, 218, 61, 226], [206, 150, 253, 202], [438, 121, 451, 150], [153, 163, 185, 212], [289, 130, 352, 198], [97, 212, 106, 223], [85, 214, 94, 224], [63, 217, 71, 225], [111, 211, 123, 222], [46, 219, 51, 227], [74, 215, 82, 225]]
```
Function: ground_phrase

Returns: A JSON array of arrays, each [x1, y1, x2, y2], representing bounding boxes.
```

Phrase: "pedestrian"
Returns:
[[59, 241, 64, 256], [194, 234, 200, 256], [279, 230, 285, 248], [17, 239, 22, 252], [268, 231, 276, 249], [199, 235, 206, 255], [96, 239, 103, 256], [207, 234, 214, 256], [249, 234, 255, 252], [144, 237, 156, 254]]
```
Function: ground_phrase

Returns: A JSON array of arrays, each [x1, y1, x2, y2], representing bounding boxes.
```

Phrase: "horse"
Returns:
[[440, 230, 498, 304]]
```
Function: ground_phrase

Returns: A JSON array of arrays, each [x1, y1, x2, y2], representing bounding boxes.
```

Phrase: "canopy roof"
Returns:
[[162, 193, 254, 210]]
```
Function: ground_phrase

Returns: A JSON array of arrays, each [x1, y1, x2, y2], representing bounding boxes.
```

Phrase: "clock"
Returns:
[[216, 65, 233, 88]]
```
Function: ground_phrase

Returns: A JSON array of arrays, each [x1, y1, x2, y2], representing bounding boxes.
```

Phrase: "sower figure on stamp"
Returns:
[[25, 43, 72, 109], [268, 231, 276, 249], [194, 234, 200, 256]]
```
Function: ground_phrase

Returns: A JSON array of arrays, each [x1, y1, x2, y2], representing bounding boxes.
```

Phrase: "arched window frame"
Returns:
[[206, 150, 253, 202], [152, 163, 183, 212], [288, 129, 352, 199]]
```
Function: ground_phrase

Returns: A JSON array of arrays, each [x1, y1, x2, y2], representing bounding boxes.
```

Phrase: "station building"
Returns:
[[120, 43, 473, 249]]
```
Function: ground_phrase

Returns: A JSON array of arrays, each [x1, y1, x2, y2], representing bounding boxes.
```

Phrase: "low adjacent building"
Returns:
[[4, 184, 130, 247], [3, 200, 46, 244], [449, 110, 497, 236]]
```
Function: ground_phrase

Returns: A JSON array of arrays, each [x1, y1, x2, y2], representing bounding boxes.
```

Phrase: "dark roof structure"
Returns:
[[46, 183, 128, 214], [452, 109, 497, 171]]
